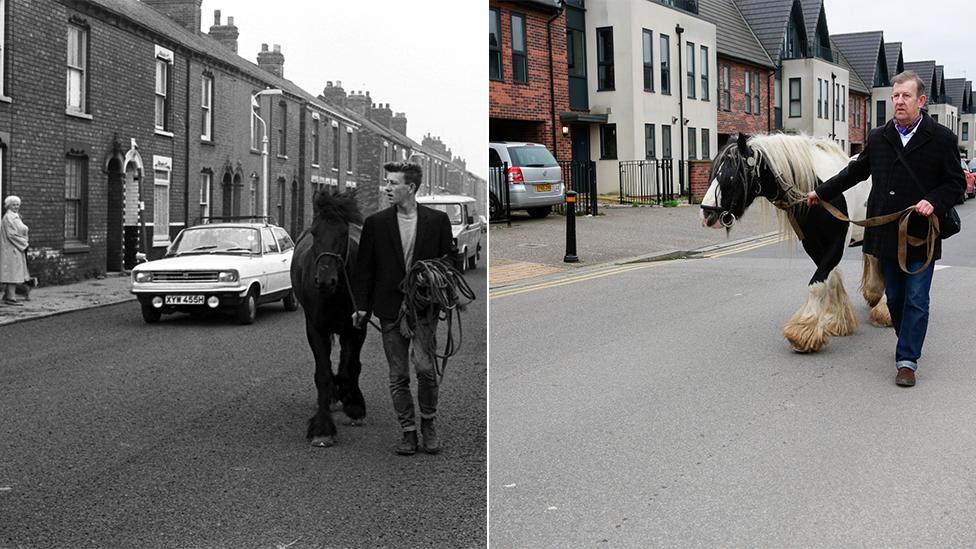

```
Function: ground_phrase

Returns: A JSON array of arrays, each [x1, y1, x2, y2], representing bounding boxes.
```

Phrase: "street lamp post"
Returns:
[[251, 88, 283, 218]]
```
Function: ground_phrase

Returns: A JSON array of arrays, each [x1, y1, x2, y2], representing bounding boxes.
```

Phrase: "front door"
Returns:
[[571, 124, 590, 163], [106, 161, 124, 272]]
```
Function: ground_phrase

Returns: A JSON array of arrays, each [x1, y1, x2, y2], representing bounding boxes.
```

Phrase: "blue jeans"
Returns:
[[880, 258, 935, 371], [380, 317, 439, 432]]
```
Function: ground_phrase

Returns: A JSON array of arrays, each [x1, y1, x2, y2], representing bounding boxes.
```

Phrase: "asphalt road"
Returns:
[[0, 269, 486, 548], [489, 201, 976, 547]]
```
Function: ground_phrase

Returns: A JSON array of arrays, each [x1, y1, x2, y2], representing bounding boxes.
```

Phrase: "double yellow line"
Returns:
[[697, 234, 782, 259]]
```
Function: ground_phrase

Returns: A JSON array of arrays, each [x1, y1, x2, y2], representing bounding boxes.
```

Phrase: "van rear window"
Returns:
[[508, 146, 558, 168]]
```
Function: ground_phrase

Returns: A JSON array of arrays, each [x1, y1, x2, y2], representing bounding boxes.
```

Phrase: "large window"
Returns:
[[644, 123, 655, 159], [511, 14, 527, 84], [312, 117, 320, 166], [332, 124, 340, 170], [834, 83, 840, 121], [876, 99, 886, 127], [700, 46, 709, 101], [642, 29, 654, 92], [687, 127, 697, 159], [660, 34, 671, 95], [277, 101, 287, 155], [841, 85, 846, 121], [65, 156, 87, 242], [817, 78, 823, 118], [154, 54, 172, 131], [567, 26, 585, 78], [701, 128, 710, 160], [251, 101, 261, 150], [599, 124, 617, 159], [200, 172, 211, 221], [153, 165, 170, 244], [489, 8, 502, 81], [721, 65, 730, 111], [753, 72, 761, 114], [744, 72, 752, 114], [964, 122, 969, 142], [66, 24, 88, 113], [596, 27, 614, 90], [789, 78, 801, 117], [201, 74, 213, 141], [662, 125, 672, 159], [346, 128, 353, 173], [686, 42, 696, 99]]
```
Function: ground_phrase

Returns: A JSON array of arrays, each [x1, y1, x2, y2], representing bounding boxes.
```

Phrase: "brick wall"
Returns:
[[689, 160, 713, 203], [489, 1, 571, 163], [716, 58, 774, 140], [848, 93, 869, 151]]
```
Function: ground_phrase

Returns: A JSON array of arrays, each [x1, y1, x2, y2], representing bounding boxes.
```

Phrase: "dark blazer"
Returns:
[[816, 112, 966, 262], [353, 204, 454, 320]]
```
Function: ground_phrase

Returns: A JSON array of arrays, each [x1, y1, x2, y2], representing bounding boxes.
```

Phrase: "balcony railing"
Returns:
[[781, 43, 836, 63], [653, 0, 699, 14]]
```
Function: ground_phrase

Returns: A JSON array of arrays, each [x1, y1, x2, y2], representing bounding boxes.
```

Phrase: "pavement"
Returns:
[[488, 201, 780, 288], [0, 272, 134, 327]]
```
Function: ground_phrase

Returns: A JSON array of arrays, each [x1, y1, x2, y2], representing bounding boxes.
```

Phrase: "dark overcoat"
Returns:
[[816, 112, 966, 263], [353, 204, 454, 320]]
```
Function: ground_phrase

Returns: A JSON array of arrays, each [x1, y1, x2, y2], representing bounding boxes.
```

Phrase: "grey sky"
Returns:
[[822, 0, 976, 86], [198, 1, 486, 179]]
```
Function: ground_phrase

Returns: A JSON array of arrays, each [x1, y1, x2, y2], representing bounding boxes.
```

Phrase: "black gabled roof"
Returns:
[[698, 0, 775, 69], [885, 42, 904, 78], [832, 31, 886, 89], [831, 39, 870, 95], [801, 0, 824, 41], [903, 60, 937, 95], [944, 78, 967, 110], [734, 0, 806, 65], [934, 65, 945, 97]]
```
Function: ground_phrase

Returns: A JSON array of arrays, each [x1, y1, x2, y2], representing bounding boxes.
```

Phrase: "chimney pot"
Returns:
[[274, 44, 281, 53], [227, 16, 234, 25], [261, 43, 269, 52], [214, 10, 220, 24]]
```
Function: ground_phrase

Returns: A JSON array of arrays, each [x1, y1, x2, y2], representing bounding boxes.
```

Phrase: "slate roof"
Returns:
[[884, 42, 903, 78], [733, 0, 805, 65], [903, 60, 937, 94], [934, 65, 945, 97], [944, 78, 968, 110], [87, 0, 358, 127], [832, 31, 886, 89], [698, 0, 775, 69], [831, 39, 869, 95], [801, 0, 823, 40]]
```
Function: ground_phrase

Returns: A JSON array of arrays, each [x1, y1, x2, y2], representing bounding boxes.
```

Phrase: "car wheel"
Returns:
[[456, 252, 467, 274], [467, 252, 476, 270], [237, 290, 257, 324], [527, 205, 551, 218], [283, 289, 299, 311], [141, 302, 161, 324], [489, 193, 502, 220]]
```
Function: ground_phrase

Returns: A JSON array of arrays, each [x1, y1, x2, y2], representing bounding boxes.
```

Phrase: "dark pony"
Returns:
[[700, 133, 888, 353], [290, 189, 367, 447]]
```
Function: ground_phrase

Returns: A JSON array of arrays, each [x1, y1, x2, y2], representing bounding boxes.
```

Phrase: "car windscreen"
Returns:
[[170, 227, 261, 255], [507, 146, 558, 168], [425, 204, 464, 225]]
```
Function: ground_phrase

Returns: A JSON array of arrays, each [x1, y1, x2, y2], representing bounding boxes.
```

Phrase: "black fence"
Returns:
[[618, 159, 687, 205], [489, 163, 511, 224], [558, 160, 598, 216]]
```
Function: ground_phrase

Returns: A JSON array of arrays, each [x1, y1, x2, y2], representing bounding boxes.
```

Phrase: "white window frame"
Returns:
[[65, 155, 87, 242], [154, 46, 174, 132], [1, 0, 8, 98], [311, 113, 321, 167], [200, 172, 211, 221], [66, 24, 88, 113], [153, 156, 171, 245], [201, 74, 213, 141]]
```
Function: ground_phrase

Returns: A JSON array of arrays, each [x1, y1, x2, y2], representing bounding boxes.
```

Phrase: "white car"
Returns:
[[131, 220, 297, 324], [418, 194, 483, 272]]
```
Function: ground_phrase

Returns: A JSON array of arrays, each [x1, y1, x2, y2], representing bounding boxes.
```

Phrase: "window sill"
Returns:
[[277, 155, 288, 160], [331, 168, 339, 173], [599, 157, 618, 161], [153, 240, 172, 248], [311, 163, 320, 169], [155, 129, 174, 138], [63, 242, 90, 254], [250, 148, 261, 155], [200, 138, 215, 146], [66, 110, 93, 121], [0, 95, 11, 104], [597, 88, 615, 92]]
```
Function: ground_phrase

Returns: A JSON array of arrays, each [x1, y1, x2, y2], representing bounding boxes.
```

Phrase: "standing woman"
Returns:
[[1, 195, 31, 305]]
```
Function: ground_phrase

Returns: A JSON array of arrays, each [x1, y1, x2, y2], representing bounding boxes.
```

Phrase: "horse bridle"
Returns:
[[702, 148, 803, 229]]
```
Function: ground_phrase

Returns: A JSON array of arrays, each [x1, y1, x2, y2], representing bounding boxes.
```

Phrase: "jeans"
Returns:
[[380, 317, 439, 432], [880, 258, 935, 371]]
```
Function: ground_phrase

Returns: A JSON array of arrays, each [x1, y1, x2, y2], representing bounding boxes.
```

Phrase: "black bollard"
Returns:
[[564, 190, 579, 263]]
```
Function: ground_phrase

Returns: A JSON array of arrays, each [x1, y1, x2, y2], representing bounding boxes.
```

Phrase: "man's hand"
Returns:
[[806, 191, 820, 207], [914, 199, 934, 217], [352, 310, 369, 328]]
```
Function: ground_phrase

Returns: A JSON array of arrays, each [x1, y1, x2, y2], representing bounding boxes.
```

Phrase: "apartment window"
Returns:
[[596, 27, 614, 90], [346, 129, 353, 173], [876, 100, 886, 127], [660, 34, 671, 94], [721, 65, 730, 111], [64, 155, 87, 242], [153, 166, 170, 244], [817, 79, 823, 118], [964, 122, 970, 141], [312, 118, 320, 166], [154, 53, 173, 131], [277, 179, 286, 227], [66, 24, 88, 113], [489, 8, 502, 81], [834, 83, 839, 121], [200, 172, 211, 221], [511, 14, 527, 84], [662, 125, 672, 159], [642, 29, 654, 92], [789, 78, 801, 117], [277, 101, 287, 155], [644, 123, 655, 159], [332, 124, 340, 170], [686, 41, 696, 99], [599, 123, 617, 159], [701, 128, 710, 160], [251, 102, 261, 150], [745, 71, 752, 113], [753, 72, 761, 114], [201, 74, 213, 140], [841, 85, 846, 121], [700, 46, 709, 101], [567, 26, 585, 78], [687, 127, 697, 159]]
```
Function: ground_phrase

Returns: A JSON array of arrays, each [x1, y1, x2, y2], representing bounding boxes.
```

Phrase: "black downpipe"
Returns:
[[547, 5, 564, 160], [831, 72, 837, 140], [184, 56, 191, 228], [676, 24, 685, 201]]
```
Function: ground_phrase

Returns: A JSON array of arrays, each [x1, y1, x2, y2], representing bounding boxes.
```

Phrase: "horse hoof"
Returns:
[[310, 435, 336, 447], [343, 416, 366, 427]]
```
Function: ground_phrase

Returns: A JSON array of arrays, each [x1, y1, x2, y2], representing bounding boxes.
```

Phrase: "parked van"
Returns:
[[489, 141, 564, 218], [417, 194, 483, 272]]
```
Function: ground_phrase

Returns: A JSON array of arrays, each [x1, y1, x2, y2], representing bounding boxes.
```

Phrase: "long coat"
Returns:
[[0, 210, 30, 283], [816, 112, 966, 263], [353, 204, 454, 321]]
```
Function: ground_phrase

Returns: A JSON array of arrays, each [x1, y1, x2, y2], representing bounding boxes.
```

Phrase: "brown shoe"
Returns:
[[895, 368, 916, 387], [421, 418, 441, 454], [394, 431, 418, 456]]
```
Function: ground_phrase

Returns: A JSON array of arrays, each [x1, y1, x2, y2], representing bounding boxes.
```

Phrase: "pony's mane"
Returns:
[[312, 189, 363, 225], [748, 133, 849, 195]]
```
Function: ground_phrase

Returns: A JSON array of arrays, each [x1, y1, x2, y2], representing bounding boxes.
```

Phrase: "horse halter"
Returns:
[[702, 152, 761, 228]]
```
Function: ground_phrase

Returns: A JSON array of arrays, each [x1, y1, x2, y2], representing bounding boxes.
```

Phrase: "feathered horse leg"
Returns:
[[821, 269, 857, 336], [860, 253, 892, 327], [783, 281, 829, 353]]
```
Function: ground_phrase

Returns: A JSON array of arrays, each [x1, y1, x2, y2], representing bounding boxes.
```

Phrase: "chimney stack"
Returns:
[[257, 44, 285, 78], [208, 10, 239, 53], [347, 91, 371, 118], [142, 0, 202, 33], [391, 112, 407, 136], [319, 80, 347, 108], [371, 102, 393, 128]]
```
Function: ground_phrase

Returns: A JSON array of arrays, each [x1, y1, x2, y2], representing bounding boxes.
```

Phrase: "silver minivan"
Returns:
[[489, 141, 564, 218]]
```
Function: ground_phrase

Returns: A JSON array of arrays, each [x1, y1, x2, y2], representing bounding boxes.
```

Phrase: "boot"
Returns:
[[421, 418, 440, 454], [394, 430, 418, 456]]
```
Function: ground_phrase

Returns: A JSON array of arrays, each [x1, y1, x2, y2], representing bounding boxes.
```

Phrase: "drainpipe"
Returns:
[[184, 57, 191, 227], [676, 24, 685, 199], [830, 72, 837, 141], [547, 2, 565, 160]]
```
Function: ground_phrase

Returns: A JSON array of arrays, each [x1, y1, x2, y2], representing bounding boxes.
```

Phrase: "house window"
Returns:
[[817, 78, 823, 118], [489, 8, 502, 81], [201, 74, 213, 140], [277, 179, 286, 227], [567, 26, 585, 78], [700, 46, 709, 101], [346, 129, 353, 173], [277, 101, 287, 155], [251, 102, 261, 150], [753, 73, 761, 114], [154, 55, 172, 131], [964, 122, 969, 141], [744, 72, 752, 114], [596, 27, 614, 90], [841, 85, 846, 121], [599, 123, 617, 159], [660, 34, 671, 95], [153, 166, 170, 244], [687, 127, 697, 159], [662, 125, 672, 159], [876, 99, 886, 127], [248, 176, 257, 215], [511, 13, 527, 84], [721, 65, 730, 111], [642, 29, 654, 92], [701, 128, 710, 160], [644, 123, 655, 159], [0, 0, 5, 96], [332, 124, 340, 170], [312, 118, 320, 166], [64, 155, 87, 242], [834, 83, 839, 120], [66, 24, 88, 113], [199, 172, 211, 221], [686, 41, 695, 99], [789, 78, 801, 117]]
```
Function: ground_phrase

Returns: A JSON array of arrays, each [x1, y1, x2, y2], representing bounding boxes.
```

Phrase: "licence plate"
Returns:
[[536, 184, 553, 192], [165, 295, 204, 305]]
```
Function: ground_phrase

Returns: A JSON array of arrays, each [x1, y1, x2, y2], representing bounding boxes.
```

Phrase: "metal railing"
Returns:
[[488, 163, 511, 225], [618, 159, 686, 205], [558, 160, 598, 216]]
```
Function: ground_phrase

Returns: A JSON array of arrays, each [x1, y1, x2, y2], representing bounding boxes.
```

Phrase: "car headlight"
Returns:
[[218, 270, 239, 283], [133, 271, 153, 283]]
